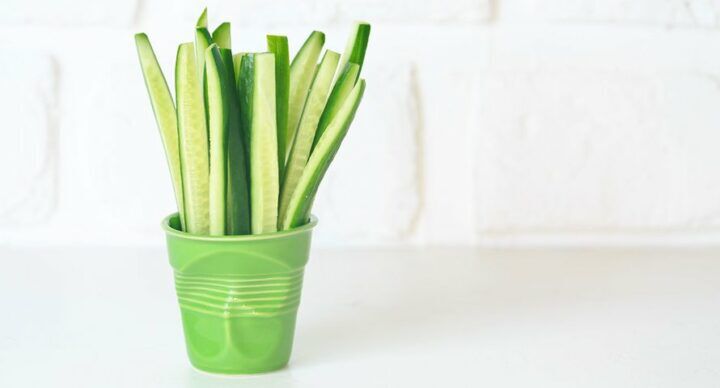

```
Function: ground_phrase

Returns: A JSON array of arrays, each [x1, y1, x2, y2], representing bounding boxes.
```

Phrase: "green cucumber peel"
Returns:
[[220, 49, 251, 235], [279, 50, 339, 223], [196, 7, 207, 28], [204, 44, 229, 236], [280, 79, 366, 230], [287, 31, 325, 160], [313, 62, 359, 150], [175, 42, 210, 234], [212, 22, 231, 50], [267, 35, 290, 181], [232, 53, 245, 83], [239, 53, 280, 234], [333, 22, 370, 86], [234, 53, 252, 182], [135, 33, 186, 230]]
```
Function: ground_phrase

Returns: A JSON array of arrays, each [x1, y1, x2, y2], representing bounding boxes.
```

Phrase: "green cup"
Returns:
[[162, 213, 318, 374]]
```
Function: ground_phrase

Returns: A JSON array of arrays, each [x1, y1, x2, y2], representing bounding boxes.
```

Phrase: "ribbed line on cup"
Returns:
[[174, 268, 304, 318]]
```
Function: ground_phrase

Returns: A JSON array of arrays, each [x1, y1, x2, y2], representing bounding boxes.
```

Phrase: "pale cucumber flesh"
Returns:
[[194, 27, 213, 92], [287, 31, 325, 161], [212, 22, 231, 50], [134, 33, 185, 230], [279, 50, 339, 223], [175, 42, 210, 234], [313, 62, 359, 150], [281, 80, 366, 230], [196, 7, 207, 28], [239, 53, 279, 234]]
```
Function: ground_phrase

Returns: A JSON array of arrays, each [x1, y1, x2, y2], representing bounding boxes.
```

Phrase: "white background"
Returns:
[[2, 0, 720, 248]]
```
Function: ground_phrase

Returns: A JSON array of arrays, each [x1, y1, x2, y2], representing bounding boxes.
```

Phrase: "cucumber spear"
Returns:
[[204, 44, 230, 235], [238, 53, 280, 234], [175, 43, 210, 234], [281, 80, 366, 230], [287, 31, 325, 161], [135, 33, 186, 230], [279, 50, 339, 223]]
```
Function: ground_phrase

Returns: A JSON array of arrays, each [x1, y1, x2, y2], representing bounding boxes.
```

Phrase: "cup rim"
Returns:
[[162, 213, 318, 242]]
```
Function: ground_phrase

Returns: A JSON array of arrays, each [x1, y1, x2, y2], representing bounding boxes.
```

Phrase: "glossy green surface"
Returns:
[[163, 213, 317, 374]]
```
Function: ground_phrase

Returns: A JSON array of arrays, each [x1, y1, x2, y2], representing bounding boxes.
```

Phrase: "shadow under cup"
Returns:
[[162, 214, 317, 374]]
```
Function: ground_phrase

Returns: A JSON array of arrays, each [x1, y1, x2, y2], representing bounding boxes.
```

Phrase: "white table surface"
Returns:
[[1, 246, 719, 387]]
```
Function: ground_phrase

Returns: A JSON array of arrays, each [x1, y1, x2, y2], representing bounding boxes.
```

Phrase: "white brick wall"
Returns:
[[2, 0, 720, 247], [2, 0, 138, 26], [499, 0, 720, 28], [0, 53, 57, 226]]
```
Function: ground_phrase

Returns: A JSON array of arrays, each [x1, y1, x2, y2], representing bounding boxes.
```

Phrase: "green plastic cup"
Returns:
[[162, 213, 317, 374]]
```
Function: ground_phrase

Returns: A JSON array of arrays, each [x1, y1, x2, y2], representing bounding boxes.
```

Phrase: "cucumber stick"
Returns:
[[333, 22, 370, 86], [279, 50, 339, 222], [239, 53, 280, 234], [204, 44, 229, 236], [232, 53, 245, 83], [196, 7, 207, 28], [221, 49, 251, 235], [287, 31, 325, 160], [134, 34, 186, 230], [267, 35, 290, 181], [212, 23, 231, 50], [280, 80, 366, 230], [313, 62, 359, 149], [175, 43, 210, 234], [194, 27, 213, 87]]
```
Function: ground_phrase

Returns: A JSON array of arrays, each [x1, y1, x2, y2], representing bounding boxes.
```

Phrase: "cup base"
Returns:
[[190, 360, 289, 375]]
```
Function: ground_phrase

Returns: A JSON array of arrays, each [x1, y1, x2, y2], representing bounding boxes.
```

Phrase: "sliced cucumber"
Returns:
[[267, 35, 290, 180], [220, 48, 250, 235], [279, 50, 339, 223], [212, 22, 231, 50], [238, 53, 279, 234], [232, 53, 245, 83], [313, 62, 359, 149], [204, 44, 229, 236], [280, 80, 366, 230], [176, 43, 210, 234], [333, 22, 370, 86], [194, 27, 213, 86], [135, 33, 186, 230], [235, 52, 251, 162], [287, 31, 325, 159], [196, 7, 207, 28]]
